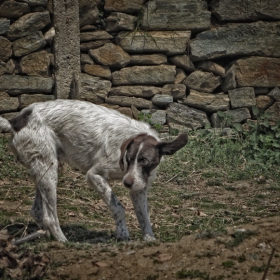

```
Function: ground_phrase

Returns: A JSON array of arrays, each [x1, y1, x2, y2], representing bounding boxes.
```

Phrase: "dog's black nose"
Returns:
[[123, 177, 134, 188]]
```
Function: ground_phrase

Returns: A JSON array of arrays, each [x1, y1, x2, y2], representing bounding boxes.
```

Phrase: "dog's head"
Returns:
[[119, 133, 188, 191]]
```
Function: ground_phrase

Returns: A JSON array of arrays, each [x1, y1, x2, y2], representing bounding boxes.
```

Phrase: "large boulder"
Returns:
[[141, 0, 211, 32], [112, 65, 176, 86], [190, 22, 280, 61]]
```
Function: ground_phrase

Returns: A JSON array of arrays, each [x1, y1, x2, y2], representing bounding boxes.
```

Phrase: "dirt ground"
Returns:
[[1, 208, 279, 280]]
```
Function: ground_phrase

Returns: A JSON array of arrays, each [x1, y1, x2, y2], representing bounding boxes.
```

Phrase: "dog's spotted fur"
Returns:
[[0, 100, 188, 242]]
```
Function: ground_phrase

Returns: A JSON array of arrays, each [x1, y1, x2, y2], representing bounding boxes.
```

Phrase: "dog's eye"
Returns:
[[138, 158, 148, 165], [127, 157, 133, 163]]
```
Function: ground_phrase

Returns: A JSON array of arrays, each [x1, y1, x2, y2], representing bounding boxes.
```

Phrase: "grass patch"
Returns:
[[250, 264, 266, 273], [226, 230, 257, 248], [222, 260, 235, 268], [176, 269, 209, 279], [1, 112, 280, 244]]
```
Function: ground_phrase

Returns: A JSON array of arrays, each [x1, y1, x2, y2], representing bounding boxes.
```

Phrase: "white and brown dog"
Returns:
[[0, 100, 188, 242]]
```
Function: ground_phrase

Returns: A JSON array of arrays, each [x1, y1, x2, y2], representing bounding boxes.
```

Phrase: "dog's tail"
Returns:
[[0, 117, 14, 133]]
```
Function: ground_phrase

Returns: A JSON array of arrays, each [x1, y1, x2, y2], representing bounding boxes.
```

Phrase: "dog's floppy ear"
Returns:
[[157, 132, 188, 156], [119, 137, 135, 171]]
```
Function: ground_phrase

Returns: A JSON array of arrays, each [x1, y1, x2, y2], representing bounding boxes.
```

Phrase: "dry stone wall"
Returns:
[[0, 0, 54, 119], [1, 0, 280, 134]]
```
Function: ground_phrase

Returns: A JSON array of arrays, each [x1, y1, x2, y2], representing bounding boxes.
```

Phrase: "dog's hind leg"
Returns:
[[86, 168, 130, 241], [12, 125, 67, 242], [30, 162, 67, 242]]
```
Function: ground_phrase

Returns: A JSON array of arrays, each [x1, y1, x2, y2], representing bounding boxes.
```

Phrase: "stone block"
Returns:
[[130, 54, 167, 65], [109, 86, 160, 98], [152, 94, 173, 107], [19, 93, 54, 108], [105, 12, 136, 32], [13, 31, 46, 57], [183, 90, 229, 113], [0, 92, 19, 112], [184, 71, 222, 93], [268, 87, 280, 102], [141, 0, 211, 32], [190, 22, 280, 61], [112, 65, 176, 86], [211, 108, 251, 128], [167, 102, 210, 131], [8, 11, 51, 40], [106, 96, 152, 109], [169, 55, 195, 73], [104, 0, 144, 13], [228, 87, 256, 109], [162, 84, 186, 100], [211, 0, 280, 21], [82, 64, 111, 80], [0, 75, 54, 95], [89, 43, 130, 68], [117, 31, 191, 55]]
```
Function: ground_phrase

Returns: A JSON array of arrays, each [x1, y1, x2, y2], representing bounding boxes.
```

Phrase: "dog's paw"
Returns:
[[143, 234, 156, 242], [116, 227, 130, 241]]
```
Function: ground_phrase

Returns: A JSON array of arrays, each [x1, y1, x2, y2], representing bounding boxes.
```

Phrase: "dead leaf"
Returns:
[[157, 253, 172, 262], [95, 261, 108, 268], [197, 210, 208, 217], [68, 212, 76, 217]]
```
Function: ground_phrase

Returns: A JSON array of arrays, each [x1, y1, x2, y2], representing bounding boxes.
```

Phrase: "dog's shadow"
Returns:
[[1, 222, 113, 244], [61, 224, 113, 243]]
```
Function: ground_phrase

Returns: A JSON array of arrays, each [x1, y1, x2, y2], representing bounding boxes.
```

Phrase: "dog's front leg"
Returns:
[[86, 170, 130, 241], [130, 189, 155, 242]]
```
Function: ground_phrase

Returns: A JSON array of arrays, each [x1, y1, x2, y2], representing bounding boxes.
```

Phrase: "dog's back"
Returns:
[[7, 100, 158, 174]]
